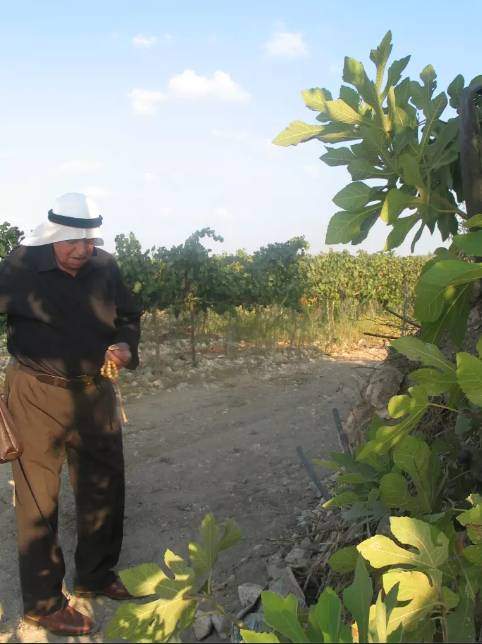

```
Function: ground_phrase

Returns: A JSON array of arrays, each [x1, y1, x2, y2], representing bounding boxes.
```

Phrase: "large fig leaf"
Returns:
[[261, 592, 308, 643], [380, 188, 416, 224], [307, 587, 344, 643], [301, 87, 332, 112], [272, 121, 324, 146], [357, 516, 448, 572], [391, 336, 454, 373], [415, 260, 482, 323], [107, 550, 196, 642], [189, 513, 241, 583], [382, 570, 439, 633], [446, 591, 475, 643]]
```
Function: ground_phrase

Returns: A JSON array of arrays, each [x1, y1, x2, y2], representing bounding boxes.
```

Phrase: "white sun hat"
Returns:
[[22, 193, 104, 246]]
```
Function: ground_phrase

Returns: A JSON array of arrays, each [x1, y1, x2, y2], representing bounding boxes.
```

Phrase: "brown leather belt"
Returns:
[[13, 362, 101, 390], [34, 373, 101, 390]]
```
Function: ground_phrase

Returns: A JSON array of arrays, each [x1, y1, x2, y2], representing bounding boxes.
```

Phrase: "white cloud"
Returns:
[[128, 88, 165, 114], [264, 30, 308, 59], [168, 70, 250, 102], [59, 159, 102, 174], [132, 34, 158, 48], [128, 71, 249, 116]]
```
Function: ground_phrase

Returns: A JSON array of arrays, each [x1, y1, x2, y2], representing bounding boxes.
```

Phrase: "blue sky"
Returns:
[[1, 0, 480, 256]]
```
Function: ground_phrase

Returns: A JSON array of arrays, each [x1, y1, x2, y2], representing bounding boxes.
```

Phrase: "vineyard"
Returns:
[[114, 230, 427, 362]]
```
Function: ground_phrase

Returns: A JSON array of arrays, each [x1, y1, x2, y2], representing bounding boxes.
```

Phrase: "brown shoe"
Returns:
[[75, 575, 134, 600], [24, 604, 94, 636]]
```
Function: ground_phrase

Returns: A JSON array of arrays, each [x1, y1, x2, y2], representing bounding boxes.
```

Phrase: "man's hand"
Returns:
[[105, 342, 132, 369]]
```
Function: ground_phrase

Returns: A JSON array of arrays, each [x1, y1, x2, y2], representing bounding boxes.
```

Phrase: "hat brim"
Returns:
[[22, 221, 104, 246]]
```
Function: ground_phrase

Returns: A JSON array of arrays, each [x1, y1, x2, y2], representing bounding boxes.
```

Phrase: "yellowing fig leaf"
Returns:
[[119, 563, 170, 597], [272, 121, 324, 146], [240, 631, 280, 643], [107, 514, 240, 643], [382, 570, 439, 632], [357, 516, 448, 572], [326, 99, 363, 125], [107, 550, 196, 643], [301, 87, 332, 112]]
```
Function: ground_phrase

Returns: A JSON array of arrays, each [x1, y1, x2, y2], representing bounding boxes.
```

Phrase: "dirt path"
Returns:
[[0, 351, 381, 642]]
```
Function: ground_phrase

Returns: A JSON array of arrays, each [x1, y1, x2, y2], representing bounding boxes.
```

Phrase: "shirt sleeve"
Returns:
[[112, 262, 143, 369]]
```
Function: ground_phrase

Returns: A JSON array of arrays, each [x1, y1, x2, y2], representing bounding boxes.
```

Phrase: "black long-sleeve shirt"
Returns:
[[0, 244, 142, 377]]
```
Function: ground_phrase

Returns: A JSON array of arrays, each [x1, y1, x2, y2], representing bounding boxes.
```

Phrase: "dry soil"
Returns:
[[0, 349, 382, 643]]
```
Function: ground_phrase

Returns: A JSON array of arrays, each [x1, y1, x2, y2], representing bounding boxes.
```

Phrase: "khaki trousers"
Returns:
[[5, 363, 125, 617]]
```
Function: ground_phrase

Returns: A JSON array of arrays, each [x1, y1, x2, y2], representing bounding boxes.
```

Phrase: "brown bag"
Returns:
[[0, 394, 23, 463]]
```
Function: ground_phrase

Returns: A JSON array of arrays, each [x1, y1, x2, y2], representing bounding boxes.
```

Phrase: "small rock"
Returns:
[[212, 614, 231, 639], [285, 547, 308, 569], [193, 611, 213, 641], [238, 583, 263, 608], [266, 554, 284, 580], [231, 610, 265, 643], [365, 364, 404, 412], [269, 567, 305, 606]]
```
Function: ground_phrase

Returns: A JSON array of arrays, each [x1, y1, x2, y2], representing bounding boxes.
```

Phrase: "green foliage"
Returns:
[[0, 222, 23, 258], [241, 557, 403, 643], [274, 30, 481, 254], [115, 232, 427, 364], [106, 513, 240, 643], [319, 430, 443, 522], [253, 28, 482, 644]]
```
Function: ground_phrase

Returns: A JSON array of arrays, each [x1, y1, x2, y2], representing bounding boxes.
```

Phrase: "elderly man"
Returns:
[[0, 193, 142, 635]]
